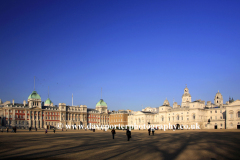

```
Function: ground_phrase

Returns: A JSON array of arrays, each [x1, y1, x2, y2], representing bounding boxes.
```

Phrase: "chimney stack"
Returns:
[[12, 99, 15, 105], [23, 100, 26, 106]]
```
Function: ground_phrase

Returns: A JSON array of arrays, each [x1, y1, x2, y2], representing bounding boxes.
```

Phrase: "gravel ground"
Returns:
[[0, 129, 240, 160]]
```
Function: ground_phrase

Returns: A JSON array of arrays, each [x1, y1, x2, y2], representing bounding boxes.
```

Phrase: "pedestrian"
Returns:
[[14, 127, 17, 133], [6, 127, 8, 133], [111, 128, 116, 139], [62, 128, 63, 131], [1, 128, 3, 132], [126, 129, 131, 141], [53, 128, 55, 133], [152, 128, 155, 135], [45, 128, 47, 134], [148, 128, 151, 136], [36, 128, 37, 131]]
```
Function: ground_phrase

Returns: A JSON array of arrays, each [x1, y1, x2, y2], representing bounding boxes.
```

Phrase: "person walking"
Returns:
[[126, 129, 131, 141], [152, 128, 155, 135], [148, 128, 151, 136], [45, 128, 47, 134], [111, 128, 116, 139], [53, 128, 55, 133], [36, 128, 37, 131], [6, 127, 8, 133]]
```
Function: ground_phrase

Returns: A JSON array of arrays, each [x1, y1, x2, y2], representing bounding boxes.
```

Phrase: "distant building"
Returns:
[[109, 110, 129, 127], [128, 87, 240, 130]]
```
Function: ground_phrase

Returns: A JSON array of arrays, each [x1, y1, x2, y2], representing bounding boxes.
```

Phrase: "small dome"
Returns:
[[163, 98, 170, 106], [44, 98, 52, 105], [28, 91, 41, 100], [96, 99, 107, 107]]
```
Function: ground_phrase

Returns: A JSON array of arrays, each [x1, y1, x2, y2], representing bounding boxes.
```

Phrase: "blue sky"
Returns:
[[0, 0, 239, 111]]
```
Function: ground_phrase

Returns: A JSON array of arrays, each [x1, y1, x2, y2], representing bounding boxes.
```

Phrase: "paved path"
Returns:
[[0, 129, 240, 160]]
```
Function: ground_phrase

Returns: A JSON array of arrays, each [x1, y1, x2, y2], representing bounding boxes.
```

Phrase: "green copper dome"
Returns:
[[44, 98, 52, 105], [96, 99, 107, 107], [28, 91, 41, 100]]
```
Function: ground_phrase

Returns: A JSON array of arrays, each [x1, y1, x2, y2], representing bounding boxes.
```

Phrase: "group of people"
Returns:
[[111, 128, 132, 141], [148, 128, 155, 136], [45, 128, 56, 134], [111, 127, 156, 140], [1, 127, 17, 133]]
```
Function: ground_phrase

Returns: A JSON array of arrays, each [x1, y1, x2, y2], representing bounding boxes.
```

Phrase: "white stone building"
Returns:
[[128, 86, 240, 129]]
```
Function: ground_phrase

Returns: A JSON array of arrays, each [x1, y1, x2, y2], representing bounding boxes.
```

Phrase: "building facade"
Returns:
[[0, 86, 239, 130], [128, 86, 240, 130], [109, 110, 129, 127], [0, 91, 108, 129]]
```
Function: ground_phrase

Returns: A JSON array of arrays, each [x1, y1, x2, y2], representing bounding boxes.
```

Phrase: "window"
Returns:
[[177, 115, 179, 120], [215, 110, 217, 113], [23, 111, 24, 113], [215, 116, 217, 120], [210, 111, 212, 113], [220, 116, 222, 119], [210, 116, 212, 120], [220, 124, 222, 127], [16, 110, 18, 113], [193, 114, 195, 120], [238, 111, 240, 118], [193, 105, 194, 107], [162, 117, 164, 121], [220, 110, 222, 113], [19, 111, 21, 113], [181, 117, 183, 120]]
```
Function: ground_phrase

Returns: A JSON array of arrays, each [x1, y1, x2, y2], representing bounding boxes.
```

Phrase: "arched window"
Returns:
[[177, 115, 179, 120], [193, 114, 195, 120], [238, 111, 240, 118]]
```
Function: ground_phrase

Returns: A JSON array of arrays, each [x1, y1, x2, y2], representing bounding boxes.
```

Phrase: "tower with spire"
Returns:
[[181, 84, 192, 107]]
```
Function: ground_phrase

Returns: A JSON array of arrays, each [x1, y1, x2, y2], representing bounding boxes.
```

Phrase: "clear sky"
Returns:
[[0, 0, 239, 111]]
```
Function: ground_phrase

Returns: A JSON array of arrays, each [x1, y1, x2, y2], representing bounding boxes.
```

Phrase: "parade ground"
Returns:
[[0, 129, 240, 160]]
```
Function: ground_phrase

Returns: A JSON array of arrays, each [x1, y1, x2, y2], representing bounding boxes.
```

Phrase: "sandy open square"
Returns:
[[0, 129, 240, 160]]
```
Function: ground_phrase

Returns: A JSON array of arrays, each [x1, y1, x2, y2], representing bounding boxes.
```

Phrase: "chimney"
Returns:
[[23, 100, 26, 106], [12, 99, 15, 105]]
